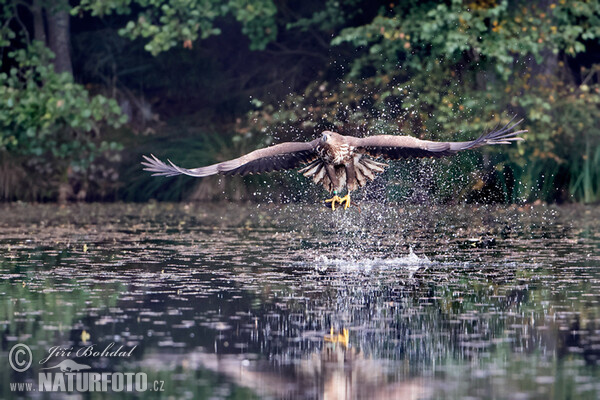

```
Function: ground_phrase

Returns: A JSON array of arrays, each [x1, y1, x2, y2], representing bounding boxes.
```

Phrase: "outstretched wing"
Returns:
[[142, 139, 320, 177], [355, 117, 526, 159]]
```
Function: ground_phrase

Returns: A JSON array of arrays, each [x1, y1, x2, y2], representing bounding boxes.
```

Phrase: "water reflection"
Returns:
[[1, 203, 599, 399]]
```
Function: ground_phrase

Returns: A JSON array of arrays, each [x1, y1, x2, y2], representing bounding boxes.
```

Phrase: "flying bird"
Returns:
[[142, 117, 525, 210]]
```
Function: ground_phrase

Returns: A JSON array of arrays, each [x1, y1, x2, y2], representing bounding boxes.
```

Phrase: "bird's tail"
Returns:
[[353, 156, 387, 189], [298, 161, 346, 193], [299, 160, 331, 190], [299, 156, 387, 193]]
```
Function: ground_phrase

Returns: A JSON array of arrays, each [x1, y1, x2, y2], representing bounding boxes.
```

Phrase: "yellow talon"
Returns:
[[339, 194, 351, 210], [324, 327, 349, 347], [324, 193, 352, 210], [325, 195, 343, 210]]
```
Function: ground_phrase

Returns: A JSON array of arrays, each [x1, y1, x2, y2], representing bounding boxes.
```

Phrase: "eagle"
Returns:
[[142, 117, 525, 210]]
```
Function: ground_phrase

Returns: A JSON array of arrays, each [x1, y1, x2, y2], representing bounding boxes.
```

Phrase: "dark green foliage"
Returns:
[[74, 0, 277, 55], [0, 42, 126, 200], [1, 0, 599, 203], [245, 0, 600, 203], [0, 43, 125, 159]]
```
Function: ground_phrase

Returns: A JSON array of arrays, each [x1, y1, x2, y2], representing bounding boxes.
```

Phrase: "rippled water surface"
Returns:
[[1, 202, 600, 399]]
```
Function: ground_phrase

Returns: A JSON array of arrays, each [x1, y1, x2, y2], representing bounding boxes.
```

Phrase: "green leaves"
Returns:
[[75, 0, 278, 55], [246, 0, 600, 203], [0, 42, 125, 181]]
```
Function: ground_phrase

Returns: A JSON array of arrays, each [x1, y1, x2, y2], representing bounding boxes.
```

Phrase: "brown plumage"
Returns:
[[142, 117, 526, 194]]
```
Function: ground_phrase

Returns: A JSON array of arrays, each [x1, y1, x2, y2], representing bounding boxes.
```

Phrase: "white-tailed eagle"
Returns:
[[142, 117, 525, 209]]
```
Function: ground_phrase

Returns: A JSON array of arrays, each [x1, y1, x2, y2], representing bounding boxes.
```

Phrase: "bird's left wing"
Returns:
[[142, 139, 320, 177], [354, 117, 526, 160]]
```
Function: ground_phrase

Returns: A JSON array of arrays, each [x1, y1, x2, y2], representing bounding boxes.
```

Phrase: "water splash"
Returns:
[[310, 247, 431, 273]]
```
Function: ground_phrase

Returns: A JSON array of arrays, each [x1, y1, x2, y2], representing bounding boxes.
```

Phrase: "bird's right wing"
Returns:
[[354, 117, 526, 160], [142, 139, 320, 177]]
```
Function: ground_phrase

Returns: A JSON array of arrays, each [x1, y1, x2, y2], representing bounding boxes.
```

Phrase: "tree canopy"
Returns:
[[0, 0, 599, 202]]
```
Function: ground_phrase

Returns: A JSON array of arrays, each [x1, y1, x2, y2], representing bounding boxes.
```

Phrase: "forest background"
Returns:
[[1, 0, 599, 204]]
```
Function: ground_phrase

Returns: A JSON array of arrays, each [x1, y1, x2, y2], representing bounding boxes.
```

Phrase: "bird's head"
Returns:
[[320, 131, 339, 144]]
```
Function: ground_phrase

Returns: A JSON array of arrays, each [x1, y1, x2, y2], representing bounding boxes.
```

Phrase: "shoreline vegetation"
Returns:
[[1, 1, 598, 204]]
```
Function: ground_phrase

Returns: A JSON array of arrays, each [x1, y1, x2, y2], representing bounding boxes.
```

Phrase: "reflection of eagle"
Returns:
[[143, 118, 525, 209]]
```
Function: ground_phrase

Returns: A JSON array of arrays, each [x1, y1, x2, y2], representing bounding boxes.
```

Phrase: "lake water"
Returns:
[[1, 202, 599, 399]]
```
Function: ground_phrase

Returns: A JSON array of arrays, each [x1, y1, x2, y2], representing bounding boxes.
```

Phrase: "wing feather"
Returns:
[[356, 117, 526, 160], [142, 139, 320, 178]]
